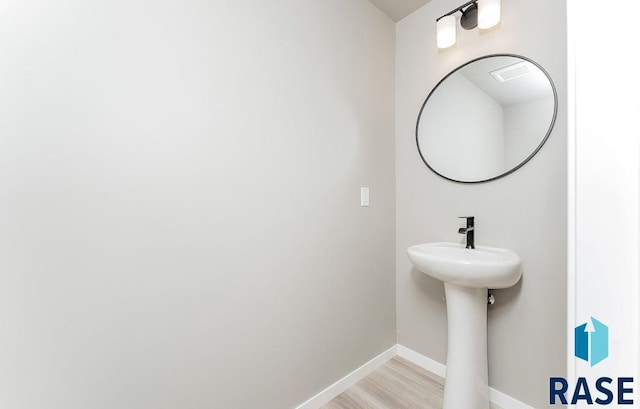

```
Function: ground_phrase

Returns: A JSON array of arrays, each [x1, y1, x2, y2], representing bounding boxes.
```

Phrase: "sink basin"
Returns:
[[407, 242, 522, 288], [407, 242, 522, 409]]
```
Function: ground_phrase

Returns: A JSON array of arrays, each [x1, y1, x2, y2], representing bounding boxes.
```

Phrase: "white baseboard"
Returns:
[[294, 345, 397, 409], [396, 344, 447, 378], [295, 344, 534, 409], [397, 345, 535, 409], [489, 387, 535, 409]]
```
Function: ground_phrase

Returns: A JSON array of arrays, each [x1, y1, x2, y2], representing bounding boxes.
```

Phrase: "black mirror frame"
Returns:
[[415, 53, 558, 184]]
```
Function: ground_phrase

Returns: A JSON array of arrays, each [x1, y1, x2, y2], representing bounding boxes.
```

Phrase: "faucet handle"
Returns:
[[458, 216, 475, 249], [458, 216, 474, 228]]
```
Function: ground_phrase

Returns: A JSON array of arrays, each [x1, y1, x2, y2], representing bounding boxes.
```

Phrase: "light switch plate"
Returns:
[[361, 187, 370, 207]]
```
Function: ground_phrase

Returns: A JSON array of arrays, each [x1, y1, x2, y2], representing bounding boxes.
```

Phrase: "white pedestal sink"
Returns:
[[407, 242, 522, 409]]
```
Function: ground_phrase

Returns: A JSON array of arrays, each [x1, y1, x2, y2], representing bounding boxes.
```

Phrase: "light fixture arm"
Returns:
[[436, 0, 477, 22]]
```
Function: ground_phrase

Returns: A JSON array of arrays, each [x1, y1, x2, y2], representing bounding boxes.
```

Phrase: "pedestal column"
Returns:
[[442, 282, 490, 409]]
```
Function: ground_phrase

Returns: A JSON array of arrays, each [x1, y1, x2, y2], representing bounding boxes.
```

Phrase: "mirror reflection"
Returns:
[[416, 55, 557, 183]]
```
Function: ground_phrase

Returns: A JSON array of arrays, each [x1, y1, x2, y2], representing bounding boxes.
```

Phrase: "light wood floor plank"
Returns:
[[321, 357, 503, 409]]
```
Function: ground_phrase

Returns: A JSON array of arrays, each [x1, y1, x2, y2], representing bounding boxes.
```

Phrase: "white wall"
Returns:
[[419, 72, 505, 181], [0, 1, 396, 408], [396, 0, 567, 407], [568, 0, 640, 403]]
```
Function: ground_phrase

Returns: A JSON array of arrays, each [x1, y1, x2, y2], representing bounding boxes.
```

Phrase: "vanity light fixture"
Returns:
[[436, 0, 501, 49], [436, 15, 457, 48], [478, 0, 501, 29]]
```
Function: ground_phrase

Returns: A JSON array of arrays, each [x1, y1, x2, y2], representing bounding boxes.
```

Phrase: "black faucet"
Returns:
[[458, 216, 475, 249]]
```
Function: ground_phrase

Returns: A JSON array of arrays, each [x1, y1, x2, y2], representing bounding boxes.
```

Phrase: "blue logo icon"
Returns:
[[575, 317, 608, 366]]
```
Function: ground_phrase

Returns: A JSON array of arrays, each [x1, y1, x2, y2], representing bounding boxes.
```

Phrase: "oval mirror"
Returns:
[[416, 54, 557, 183]]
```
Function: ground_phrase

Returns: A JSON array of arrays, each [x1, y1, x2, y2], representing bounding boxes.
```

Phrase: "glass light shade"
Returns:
[[437, 15, 456, 49], [478, 0, 501, 29]]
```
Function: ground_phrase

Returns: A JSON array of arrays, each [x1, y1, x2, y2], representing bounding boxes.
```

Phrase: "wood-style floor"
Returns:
[[321, 357, 502, 409]]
